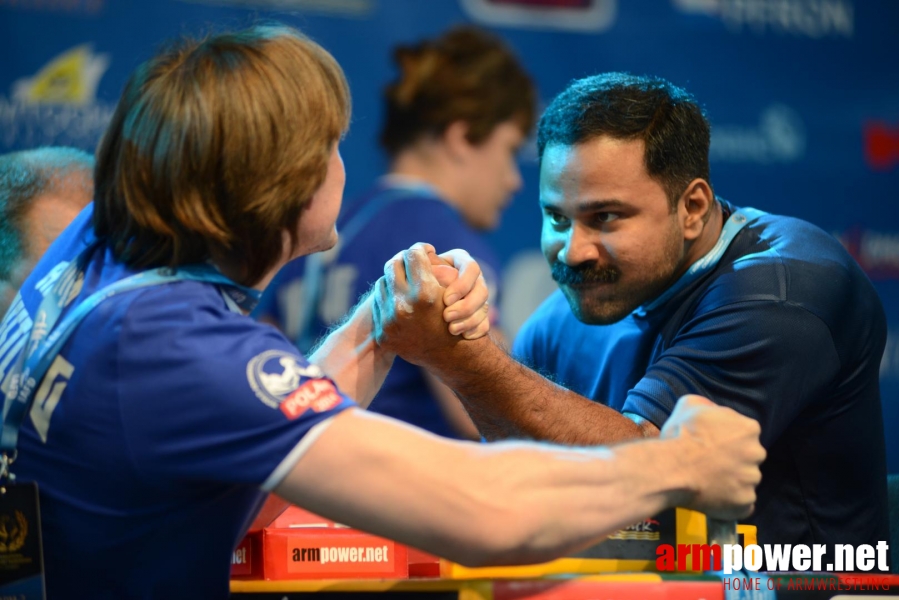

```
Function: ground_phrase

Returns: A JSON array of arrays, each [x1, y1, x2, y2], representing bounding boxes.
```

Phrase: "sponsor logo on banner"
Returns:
[[460, 0, 617, 32], [175, 0, 373, 17], [863, 122, 899, 171], [710, 104, 806, 163], [246, 350, 325, 409], [673, 0, 854, 38], [0, 44, 115, 150], [835, 227, 899, 281], [0, 0, 104, 14]]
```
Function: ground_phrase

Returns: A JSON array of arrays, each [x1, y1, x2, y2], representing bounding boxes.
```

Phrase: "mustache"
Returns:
[[551, 262, 620, 286]]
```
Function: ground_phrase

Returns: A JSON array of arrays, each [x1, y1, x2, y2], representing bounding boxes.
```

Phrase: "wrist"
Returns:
[[658, 437, 700, 508], [423, 334, 494, 380]]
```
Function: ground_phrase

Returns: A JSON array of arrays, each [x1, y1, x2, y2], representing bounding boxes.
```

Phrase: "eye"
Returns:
[[594, 212, 619, 224], [544, 209, 570, 227]]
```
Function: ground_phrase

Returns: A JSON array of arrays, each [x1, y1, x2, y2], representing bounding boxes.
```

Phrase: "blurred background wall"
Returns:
[[2, 0, 897, 469]]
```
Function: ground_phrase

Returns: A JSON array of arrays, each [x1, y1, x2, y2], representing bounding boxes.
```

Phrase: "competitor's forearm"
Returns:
[[429, 335, 646, 444], [475, 435, 697, 565], [280, 409, 697, 567], [309, 294, 395, 407]]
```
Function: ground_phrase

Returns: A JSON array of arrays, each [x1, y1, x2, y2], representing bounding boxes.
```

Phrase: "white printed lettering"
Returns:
[[29, 354, 74, 442]]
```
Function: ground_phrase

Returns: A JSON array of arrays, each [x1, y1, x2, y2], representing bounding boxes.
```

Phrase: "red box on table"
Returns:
[[231, 496, 408, 580]]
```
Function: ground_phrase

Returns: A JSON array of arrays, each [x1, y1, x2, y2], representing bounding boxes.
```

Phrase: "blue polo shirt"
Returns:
[[0, 206, 356, 598]]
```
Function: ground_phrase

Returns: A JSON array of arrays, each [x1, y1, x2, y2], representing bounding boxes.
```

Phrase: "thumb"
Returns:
[[677, 394, 715, 409], [432, 264, 459, 287]]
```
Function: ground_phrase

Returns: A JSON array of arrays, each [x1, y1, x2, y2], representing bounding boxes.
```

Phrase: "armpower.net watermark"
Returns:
[[656, 541, 891, 575], [656, 542, 894, 594]]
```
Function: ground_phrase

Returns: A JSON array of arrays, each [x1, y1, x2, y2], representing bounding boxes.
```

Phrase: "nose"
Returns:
[[557, 222, 601, 266], [509, 163, 523, 194]]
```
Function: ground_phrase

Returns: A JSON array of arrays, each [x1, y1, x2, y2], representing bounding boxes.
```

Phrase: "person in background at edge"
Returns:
[[255, 26, 535, 439], [0, 147, 94, 316], [0, 27, 766, 598], [373, 73, 889, 556]]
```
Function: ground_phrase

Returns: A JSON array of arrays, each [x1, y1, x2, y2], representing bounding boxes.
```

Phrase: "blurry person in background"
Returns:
[[256, 26, 536, 439], [0, 147, 94, 315]]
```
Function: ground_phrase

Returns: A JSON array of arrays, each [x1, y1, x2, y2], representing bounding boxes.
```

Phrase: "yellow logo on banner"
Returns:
[[13, 44, 110, 105]]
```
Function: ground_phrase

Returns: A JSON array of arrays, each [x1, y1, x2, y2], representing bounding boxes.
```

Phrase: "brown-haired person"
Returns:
[[0, 147, 94, 315], [256, 26, 536, 440], [0, 27, 763, 597]]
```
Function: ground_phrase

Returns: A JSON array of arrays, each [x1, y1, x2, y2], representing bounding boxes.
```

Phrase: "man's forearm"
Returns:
[[309, 295, 395, 407], [429, 334, 646, 444]]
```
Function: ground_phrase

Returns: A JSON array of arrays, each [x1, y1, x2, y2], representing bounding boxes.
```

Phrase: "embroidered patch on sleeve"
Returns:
[[280, 379, 343, 420]]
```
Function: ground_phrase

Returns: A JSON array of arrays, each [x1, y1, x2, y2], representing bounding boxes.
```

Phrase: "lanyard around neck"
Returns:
[[0, 244, 261, 463]]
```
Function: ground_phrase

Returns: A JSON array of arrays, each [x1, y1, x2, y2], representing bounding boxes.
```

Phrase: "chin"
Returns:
[[563, 289, 633, 326], [573, 307, 631, 326], [320, 236, 338, 253], [314, 230, 340, 254]]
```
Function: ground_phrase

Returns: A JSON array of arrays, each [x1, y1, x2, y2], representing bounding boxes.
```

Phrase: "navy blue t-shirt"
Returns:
[[0, 206, 356, 598], [257, 179, 502, 438], [514, 203, 889, 550]]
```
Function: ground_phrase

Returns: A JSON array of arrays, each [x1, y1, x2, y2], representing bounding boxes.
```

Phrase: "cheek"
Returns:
[[617, 238, 670, 279], [540, 225, 559, 261]]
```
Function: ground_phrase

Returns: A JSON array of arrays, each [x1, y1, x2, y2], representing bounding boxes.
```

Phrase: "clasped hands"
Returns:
[[372, 243, 490, 365]]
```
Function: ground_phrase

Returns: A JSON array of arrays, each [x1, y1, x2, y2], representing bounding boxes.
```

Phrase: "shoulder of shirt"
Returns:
[[103, 280, 265, 336], [693, 209, 869, 315]]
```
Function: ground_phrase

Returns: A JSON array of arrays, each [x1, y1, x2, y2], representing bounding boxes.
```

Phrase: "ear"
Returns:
[[678, 178, 714, 241], [442, 120, 473, 163]]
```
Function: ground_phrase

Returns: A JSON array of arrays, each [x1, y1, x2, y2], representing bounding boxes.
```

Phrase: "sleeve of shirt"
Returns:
[[622, 300, 841, 447], [115, 286, 357, 490]]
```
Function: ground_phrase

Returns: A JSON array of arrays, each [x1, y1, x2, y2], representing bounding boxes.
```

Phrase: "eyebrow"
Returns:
[[539, 198, 630, 213]]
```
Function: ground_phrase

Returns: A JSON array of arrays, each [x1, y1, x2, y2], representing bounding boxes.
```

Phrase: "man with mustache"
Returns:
[[378, 73, 889, 554]]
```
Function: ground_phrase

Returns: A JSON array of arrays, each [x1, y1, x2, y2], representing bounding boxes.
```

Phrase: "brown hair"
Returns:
[[380, 26, 536, 157], [93, 24, 351, 286]]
